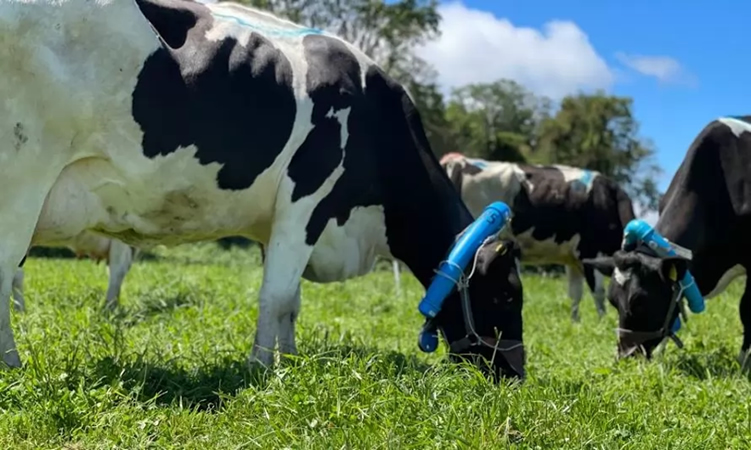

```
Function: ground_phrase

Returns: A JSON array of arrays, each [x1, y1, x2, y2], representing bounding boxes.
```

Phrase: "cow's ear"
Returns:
[[582, 256, 615, 276], [475, 238, 516, 276], [659, 256, 689, 283]]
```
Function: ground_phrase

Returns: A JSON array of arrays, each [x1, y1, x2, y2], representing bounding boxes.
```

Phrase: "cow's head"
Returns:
[[583, 249, 689, 358], [435, 237, 526, 381]]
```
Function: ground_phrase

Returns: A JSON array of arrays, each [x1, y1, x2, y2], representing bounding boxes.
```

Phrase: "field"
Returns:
[[2, 243, 751, 449]]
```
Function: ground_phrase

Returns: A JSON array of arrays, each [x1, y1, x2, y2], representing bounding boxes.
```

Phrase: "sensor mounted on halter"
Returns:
[[417, 201, 513, 353]]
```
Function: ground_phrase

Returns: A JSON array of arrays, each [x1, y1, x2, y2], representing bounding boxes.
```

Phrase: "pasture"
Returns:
[[2, 243, 751, 449]]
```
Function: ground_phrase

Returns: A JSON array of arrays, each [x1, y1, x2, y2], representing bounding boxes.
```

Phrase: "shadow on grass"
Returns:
[[90, 344, 433, 412], [91, 355, 268, 412], [666, 345, 746, 380], [106, 293, 204, 328]]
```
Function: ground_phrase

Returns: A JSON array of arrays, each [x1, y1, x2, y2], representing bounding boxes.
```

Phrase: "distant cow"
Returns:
[[440, 153, 635, 322], [583, 116, 751, 364], [11, 232, 137, 313], [0, 0, 525, 379]]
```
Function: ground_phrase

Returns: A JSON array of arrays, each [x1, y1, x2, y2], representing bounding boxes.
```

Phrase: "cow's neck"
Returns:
[[383, 160, 475, 290], [655, 142, 738, 295]]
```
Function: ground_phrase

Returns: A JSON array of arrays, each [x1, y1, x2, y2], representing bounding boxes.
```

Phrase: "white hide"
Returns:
[[447, 158, 529, 218], [705, 264, 746, 299], [613, 267, 631, 286], [0, 1, 395, 368], [718, 117, 751, 138]]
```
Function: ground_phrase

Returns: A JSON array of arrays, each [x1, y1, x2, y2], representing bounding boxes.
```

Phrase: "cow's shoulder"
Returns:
[[132, 0, 302, 192], [285, 33, 370, 203]]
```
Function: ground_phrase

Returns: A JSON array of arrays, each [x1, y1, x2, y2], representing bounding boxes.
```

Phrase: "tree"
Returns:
[[536, 92, 662, 211], [444, 80, 551, 162]]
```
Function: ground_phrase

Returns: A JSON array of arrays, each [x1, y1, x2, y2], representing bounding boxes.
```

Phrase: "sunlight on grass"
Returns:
[[1, 242, 751, 448]]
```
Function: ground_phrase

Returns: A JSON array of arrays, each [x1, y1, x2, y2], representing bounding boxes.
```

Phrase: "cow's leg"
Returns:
[[11, 269, 24, 313], [392, 259, 401, 296], [566, 265, 584, 322], [0, 250, 34, 368], [738, 273, 751, 370], [249, 228, 313, 368], [277, 283, 301, 356], [104, 241, 134, 311], [583, 263, 606, 319]]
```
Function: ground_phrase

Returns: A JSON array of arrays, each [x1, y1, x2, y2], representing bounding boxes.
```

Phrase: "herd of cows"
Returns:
[[2, 0, 751, 383]]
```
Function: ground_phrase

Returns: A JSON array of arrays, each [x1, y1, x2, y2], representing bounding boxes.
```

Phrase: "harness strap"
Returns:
[[616, 280, 686, 355]]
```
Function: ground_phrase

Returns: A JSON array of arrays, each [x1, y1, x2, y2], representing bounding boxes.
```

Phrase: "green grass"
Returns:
[[2, 243, 751, 449]]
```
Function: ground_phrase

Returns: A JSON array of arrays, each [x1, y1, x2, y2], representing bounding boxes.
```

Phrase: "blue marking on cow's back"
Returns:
[[211, 12, 324, 36], [579, 170, 593, 186], [570, 169, 594, 192], [467, 158, 488, 170]]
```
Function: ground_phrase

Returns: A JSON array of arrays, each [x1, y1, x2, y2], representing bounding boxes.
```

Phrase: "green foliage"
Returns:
[[537, 92, 662, 210], [442, 83, 661, 210], [2, 245, 751, 448], [444, 80, 549, 162]]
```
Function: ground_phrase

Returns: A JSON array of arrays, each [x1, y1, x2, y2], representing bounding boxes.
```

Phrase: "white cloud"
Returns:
[[415, 1, 614, 100], [634, 202, 658, 227], [615, 52, 695, 86]]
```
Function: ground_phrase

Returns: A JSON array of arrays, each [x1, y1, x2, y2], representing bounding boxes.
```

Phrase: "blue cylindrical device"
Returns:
[[417, 201, 512, 320], [418, 326, 439, 353], [623, 219, 705, 314], [672, 317, 681, 333]]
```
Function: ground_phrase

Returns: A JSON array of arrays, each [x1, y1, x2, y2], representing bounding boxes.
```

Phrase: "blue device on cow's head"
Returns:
[[417, 201, 513, 353], [622, 219, 705, 333]]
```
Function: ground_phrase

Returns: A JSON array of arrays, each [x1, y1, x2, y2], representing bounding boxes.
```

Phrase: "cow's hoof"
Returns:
[[1, 351, 22, 369], [248, 348, 274, 370]]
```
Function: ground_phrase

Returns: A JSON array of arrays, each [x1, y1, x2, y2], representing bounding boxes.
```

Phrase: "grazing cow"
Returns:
[[0, 0, 526, 379], [11, 232, 137, 313], [440, 153, 635, 322], [583, 116, 751, 364]]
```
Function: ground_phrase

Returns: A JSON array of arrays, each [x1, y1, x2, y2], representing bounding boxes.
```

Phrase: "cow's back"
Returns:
[[27, 1, 381, 253], [461, 162, 526, 218], [443, 155, 632, 265]]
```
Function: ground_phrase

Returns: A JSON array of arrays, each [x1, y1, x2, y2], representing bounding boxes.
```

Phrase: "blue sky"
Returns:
[[417, 0, 749, 194]]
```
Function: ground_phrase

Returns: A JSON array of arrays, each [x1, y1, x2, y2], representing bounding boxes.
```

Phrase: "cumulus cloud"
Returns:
[[615, 52, 695, 86], [415, 1, 614, 100]]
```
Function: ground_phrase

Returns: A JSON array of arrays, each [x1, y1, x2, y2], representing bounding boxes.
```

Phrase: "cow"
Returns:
[[0, 0, 526, 380], [582, 116, 751, 364], [439, 153, 635, 322], [11, 232, 137, 313]]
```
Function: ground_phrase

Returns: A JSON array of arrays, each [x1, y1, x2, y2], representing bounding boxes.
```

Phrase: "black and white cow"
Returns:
[[0, 0, 526, 379], [583, 116, 751, 364], [11, 232, 138, 313], [440, 153, 635, 322]]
